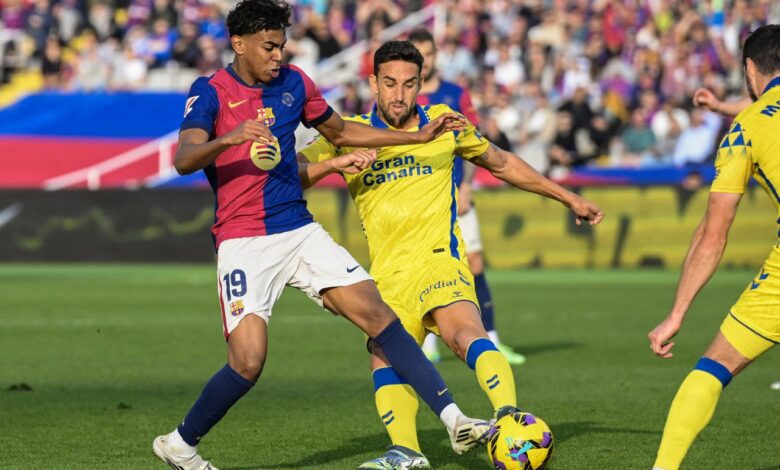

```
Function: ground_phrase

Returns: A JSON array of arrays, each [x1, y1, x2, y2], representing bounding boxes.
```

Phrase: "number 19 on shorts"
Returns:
[[222, 269, 247, 301]]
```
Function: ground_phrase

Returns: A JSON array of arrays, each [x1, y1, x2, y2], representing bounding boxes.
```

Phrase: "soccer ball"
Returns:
[[487, 410, 554, 470], [250, 137, 281, 171]]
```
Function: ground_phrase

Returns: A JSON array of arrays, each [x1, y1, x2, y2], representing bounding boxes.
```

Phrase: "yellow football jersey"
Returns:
[[711, 77, 780, 345], [711, 78, 780, 209], [300, 103, 489, 279]]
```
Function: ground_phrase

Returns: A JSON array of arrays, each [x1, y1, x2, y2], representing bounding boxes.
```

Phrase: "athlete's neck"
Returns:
[[420, 74, 441, 95], [230, 61, 269, 87]]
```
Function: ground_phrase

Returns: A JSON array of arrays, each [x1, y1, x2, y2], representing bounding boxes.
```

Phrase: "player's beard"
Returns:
[[379, 100, 415, 128], [746, 74, 758, 101], [423, 65, 436, 82]]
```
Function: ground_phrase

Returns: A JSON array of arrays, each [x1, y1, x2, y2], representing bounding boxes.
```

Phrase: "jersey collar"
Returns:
[[762, 76, 780, 95], [369, 104, 429, 129]]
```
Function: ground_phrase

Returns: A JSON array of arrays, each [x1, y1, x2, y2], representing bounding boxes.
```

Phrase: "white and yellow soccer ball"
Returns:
[[487, 411, 554, 470], [250, 137, 281, 171]]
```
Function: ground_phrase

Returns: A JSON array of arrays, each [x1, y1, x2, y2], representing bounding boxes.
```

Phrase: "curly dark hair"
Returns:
[[373, 41, 424, 76], [226, 0, 292, 37]]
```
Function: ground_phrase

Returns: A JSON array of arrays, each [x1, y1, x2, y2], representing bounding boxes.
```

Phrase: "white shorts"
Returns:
[[458, 206, 482, 254], [216, 222, 372, 338]]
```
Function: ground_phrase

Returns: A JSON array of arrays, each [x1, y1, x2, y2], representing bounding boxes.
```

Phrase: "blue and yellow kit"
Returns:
[[711, 76, 780, 358], [300, 104, 490, 343]]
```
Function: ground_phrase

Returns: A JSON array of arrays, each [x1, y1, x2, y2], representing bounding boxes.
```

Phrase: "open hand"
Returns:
[[648, 316, 682, 358]]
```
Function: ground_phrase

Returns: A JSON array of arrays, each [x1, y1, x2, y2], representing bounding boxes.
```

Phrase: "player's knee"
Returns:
[[447, 326, 484, 360], [357, 299, 397, 337], [229, 353, 266, 381]]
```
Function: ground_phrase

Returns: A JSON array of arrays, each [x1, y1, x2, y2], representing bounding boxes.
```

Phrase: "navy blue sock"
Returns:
[[373, 319, 454, 416], [177, 365, 255, 446], [474, 272, 495, 331]]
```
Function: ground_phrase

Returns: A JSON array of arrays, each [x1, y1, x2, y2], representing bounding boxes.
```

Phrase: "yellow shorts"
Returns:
[[722, 253, 780, 359], [375, 257, 479, 345]]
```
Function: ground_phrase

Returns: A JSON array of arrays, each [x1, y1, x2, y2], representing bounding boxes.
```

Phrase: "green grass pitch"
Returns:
[[1, 265, 777, 469]]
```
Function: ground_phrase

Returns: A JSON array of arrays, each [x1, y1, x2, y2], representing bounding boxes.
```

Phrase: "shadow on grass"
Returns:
[[438, 340, 583, 363], [223, 429, 487, 469], [224, 421, 656, 469], [554, 421, 656, 445]]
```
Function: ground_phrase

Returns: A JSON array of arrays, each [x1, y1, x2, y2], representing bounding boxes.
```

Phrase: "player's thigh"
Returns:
[[716, 314, 775, 374], [431, 300, 486, 358], [415, 257, 484, 351], [227, 314, 269, 379], [458, 206, 483, 256], [288, 224, 392, 335], [719, 259, 780, 368]]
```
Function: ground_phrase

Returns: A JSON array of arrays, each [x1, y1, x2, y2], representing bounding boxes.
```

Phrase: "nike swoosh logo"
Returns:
[[437, 388, 448, 396], [347, 266, 360, 273], [228, 99, 248, 109], [0, 203, 22, 231]]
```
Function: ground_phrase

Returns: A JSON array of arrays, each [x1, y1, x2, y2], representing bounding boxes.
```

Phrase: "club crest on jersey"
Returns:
[[230, 300, 245, 316], [184, 96, 199, 117], [257, 107, 276, 127]]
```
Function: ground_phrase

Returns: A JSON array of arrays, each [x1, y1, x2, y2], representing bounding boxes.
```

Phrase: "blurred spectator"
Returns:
[[1, 41, 20, 85], [111, 43, 148, 90], [482, 113, 511, 152], [672, 109, 722, 167], [148, 18, 175, 68], [41, 35, 64, 89], [172, 22, 202, 69], [619, 108, 657, 166], [25, 0, 55, 56], [340, 81, 364, 116]]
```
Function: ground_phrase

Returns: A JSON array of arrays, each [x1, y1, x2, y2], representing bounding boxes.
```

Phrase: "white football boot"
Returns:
[[449, 415, 492, 454], [153, 431, 218, 470]]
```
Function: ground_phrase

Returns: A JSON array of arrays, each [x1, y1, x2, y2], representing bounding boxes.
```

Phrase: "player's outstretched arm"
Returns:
[[296, 149, 377, 189], [693, 88, 751, 117], [174, 121, 274, 174], [648, 192, 742, 358], [471, 143, 604, 225], [314, 112, 464, 148]]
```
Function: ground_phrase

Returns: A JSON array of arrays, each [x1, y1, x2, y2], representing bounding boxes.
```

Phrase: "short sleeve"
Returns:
[[710, 120, 753, 194], [181, 76, 219, 135], [454, 117, 490, 160], [291, 65, 334, 128], [298, 133, 339, 164]]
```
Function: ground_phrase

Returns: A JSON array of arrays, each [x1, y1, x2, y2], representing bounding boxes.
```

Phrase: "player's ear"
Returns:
[[369, 74, 378, 95], [231, 35, 245, 56]]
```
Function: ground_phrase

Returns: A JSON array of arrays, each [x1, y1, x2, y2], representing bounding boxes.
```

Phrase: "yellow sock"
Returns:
[[466, 338, 517, 410], [373, 367, 421, 453], [654, 358, 732, 470]]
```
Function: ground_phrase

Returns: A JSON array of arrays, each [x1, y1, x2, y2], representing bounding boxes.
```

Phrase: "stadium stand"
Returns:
[[2, 0, 780, 188]]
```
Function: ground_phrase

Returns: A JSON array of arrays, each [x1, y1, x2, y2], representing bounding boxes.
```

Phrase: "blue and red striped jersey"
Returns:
[[182, 64, 333, 248]]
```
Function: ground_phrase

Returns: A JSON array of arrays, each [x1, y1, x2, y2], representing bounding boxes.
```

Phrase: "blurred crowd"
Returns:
[[394, 0, 780, 174], [2, 0, 779, 172]]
